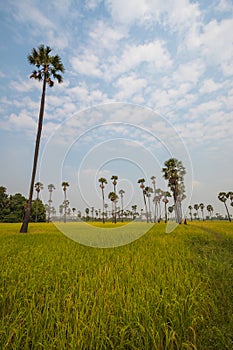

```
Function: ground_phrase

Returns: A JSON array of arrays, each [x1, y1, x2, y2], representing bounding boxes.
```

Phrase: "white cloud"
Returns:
[[47, 30, 69, 50], [12, 0, 54, 28], [114, 74, 147, 100], [7, 111, 37, 131], [185, 17, 233, 74], [199, 79, 223, 94], [106, 0, 148, 25], [70, 52, 102, 77], [89, 21, 127, 50], [172, 60, 205, 85], [10, 79, 41, 93], [106, 0, 201, 33], [107, 41, 172, 80]]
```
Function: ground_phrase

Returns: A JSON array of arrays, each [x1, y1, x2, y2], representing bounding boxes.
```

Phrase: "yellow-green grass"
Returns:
[[0, 222, 232, 349]]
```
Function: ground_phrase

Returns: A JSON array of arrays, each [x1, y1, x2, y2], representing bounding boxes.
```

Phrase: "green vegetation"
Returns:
[[0, 222, 232, 349], [0, 186, 45, 223]]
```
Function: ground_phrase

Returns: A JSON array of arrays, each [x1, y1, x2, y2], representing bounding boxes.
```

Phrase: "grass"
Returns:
[[0, 221, 232, 349]]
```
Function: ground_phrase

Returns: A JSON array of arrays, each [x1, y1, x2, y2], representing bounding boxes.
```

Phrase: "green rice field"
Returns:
[[0, 222, 232, 349]]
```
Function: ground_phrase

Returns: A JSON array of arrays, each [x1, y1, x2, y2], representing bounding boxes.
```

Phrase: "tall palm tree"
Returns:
[[62, 182, 69, 223], [194, 204, 200, 220], [98, 177, 107, 224], [111, 176, 118, 223], [47, 184, 55, 222], [119, 189, 125, 222], [218, 192, 231, 222], [151, 176, 157, 222], [108, 191, 118, 223], [162, 158, 186, 224], [144, 186, 153, 222], [188, 205, 193, 221], [34, 182, 43, 222], [154, 188, 163, 223], [206, 204, 214, 220], [138, 179, 149, 223], [199, 203, 205, 221], [20, 45, 64, 233]]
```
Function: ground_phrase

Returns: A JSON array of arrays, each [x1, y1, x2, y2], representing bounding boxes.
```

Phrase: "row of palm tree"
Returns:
[[188, 203, 214, 221], [98, 175, 174, 224], [33, 181, 70, 223]]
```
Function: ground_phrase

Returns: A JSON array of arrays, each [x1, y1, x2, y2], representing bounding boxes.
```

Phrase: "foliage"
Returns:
[[0, 187, 46, 222], [30, 199, 46, 222], [0, 222, 232, 349]]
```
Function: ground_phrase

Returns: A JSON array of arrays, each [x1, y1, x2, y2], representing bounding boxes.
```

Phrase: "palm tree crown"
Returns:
[[28, 45, 64, 86]]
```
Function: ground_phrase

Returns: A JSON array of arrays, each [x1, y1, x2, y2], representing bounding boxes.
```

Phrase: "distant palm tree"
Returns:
[[20, 45, 64, 233], [98, 177, 107, 224], [91, 207, 94, 222], [154, 188, 163, 222], [108, 191, 118, 223], [168, 206, 174, 220], [218, 192, 231, 222], [47, 184, 55, 222], [85, 208, 89, 221], [62, 182, 69, 223], [119, 189, 125, 222], [34, 182, 43, 222], [131, 205, 137, 220], [145, 186, 153, 222], [151, 176, 157, 223], [111, 176, 118, 223], [199, 203, 205, 221], [206, 204, 214, 220], [188, 205, 193, 221], [111, 175, 118, 193], [59, 204, 63, 222], [72, 207, 76, 221], [162, 191, 171, 223], [194, 204, 200, 220], [138, 179, 149, 223], [63, 200, 70, 222]]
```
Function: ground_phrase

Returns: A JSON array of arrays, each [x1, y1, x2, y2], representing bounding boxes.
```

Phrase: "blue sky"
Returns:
[[0, 0, 233, 217]]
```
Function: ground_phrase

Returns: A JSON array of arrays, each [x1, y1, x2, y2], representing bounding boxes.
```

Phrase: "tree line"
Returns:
[[0, 186, 45, 223]]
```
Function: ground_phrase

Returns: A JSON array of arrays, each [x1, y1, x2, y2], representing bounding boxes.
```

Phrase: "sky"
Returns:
[[0, 0, 233, 218]]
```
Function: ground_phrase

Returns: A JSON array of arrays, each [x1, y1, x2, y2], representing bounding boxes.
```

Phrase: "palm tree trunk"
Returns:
[[102, 188, 105, 224], [64, 191, 67, 223], [224, 202, 231, 222], [165, 202, 167, 223], [20, 78, 46, 233], [121, 196, 124, 222], [143, 193, 149, 223]]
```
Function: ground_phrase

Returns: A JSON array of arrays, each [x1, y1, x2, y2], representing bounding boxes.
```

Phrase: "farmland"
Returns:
[[0, 222, 232, 349]]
